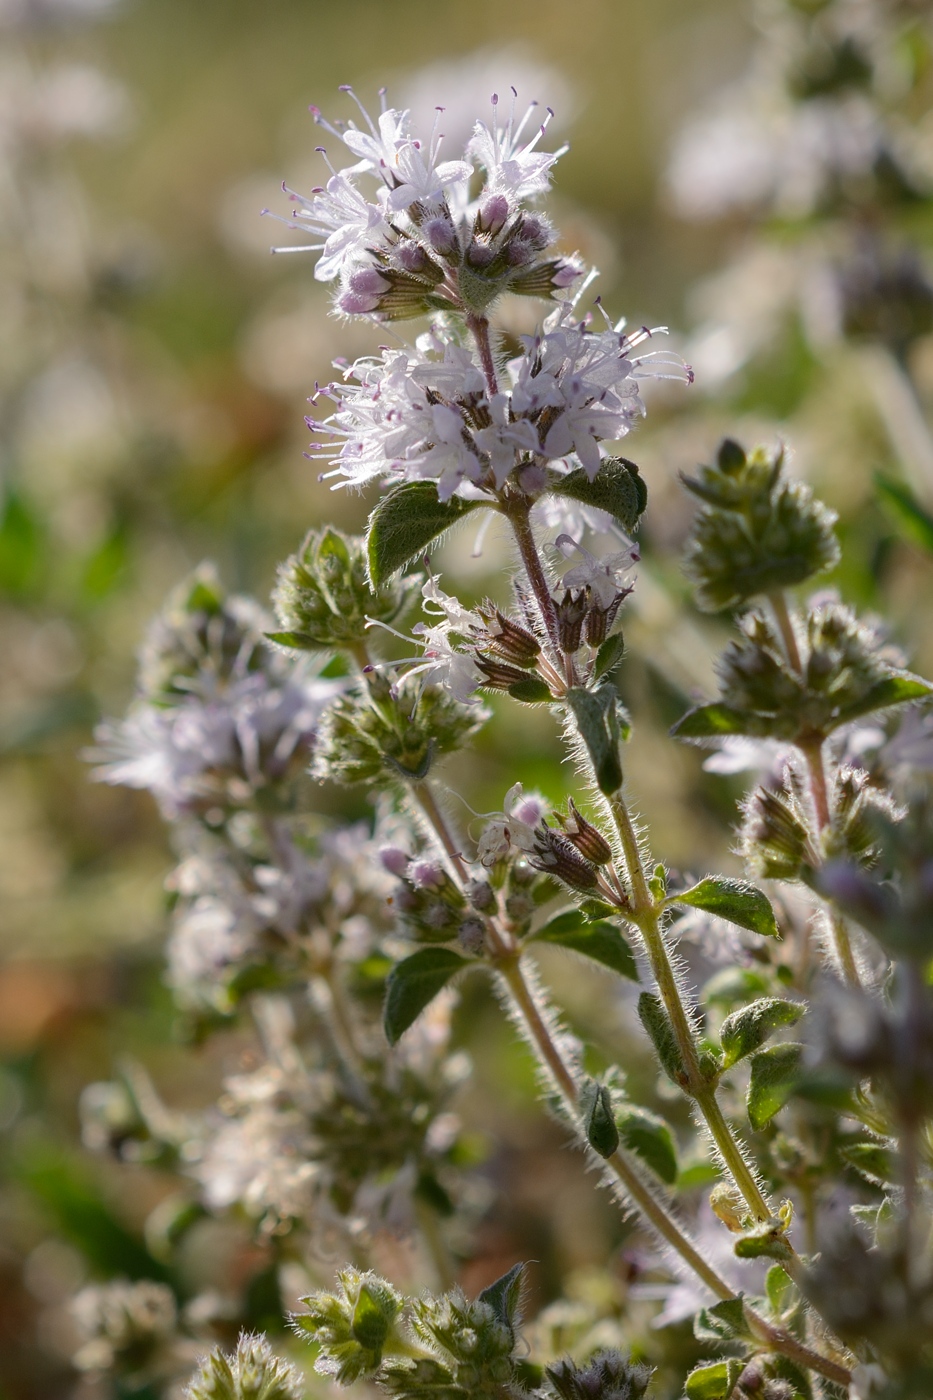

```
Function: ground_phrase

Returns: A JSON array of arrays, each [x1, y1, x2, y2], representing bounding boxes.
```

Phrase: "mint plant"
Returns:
[[76, 73, 933, 1400]]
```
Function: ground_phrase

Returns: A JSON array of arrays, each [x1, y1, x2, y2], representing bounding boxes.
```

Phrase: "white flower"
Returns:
[[266, 169, 389, 282], [554, 534, 639, 606], [468, 93, 567, 201], [476, 782, 548, 865]]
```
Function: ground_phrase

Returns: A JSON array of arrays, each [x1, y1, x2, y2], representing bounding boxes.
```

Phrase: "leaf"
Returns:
[[265, 629, 322, 651], [594, 631, 625, 679], [840, 1141, 896, 1187], [719, 998, 804, 1069], [685, 1359, 744, 1400], [747, 1043, 802, 1131], [352, 1282, 394, 1355], [548, 456, 647, 533], [508, 677, 554, 703], [834, 674, 932, 726], [477, 1262, 525, 1337], [564, 683, 626, 794], [383, 948, 469, 1046], [638, 993, 687, 1088], [616, 1104, 678, 1183], [733, 1222, 793, 1261], [694, 1297, 751, 1344], [702, 966, 773, 1009], [672, 876, 779, 939], [366, 482, 486, 585], [531, 912, 638, 980], [875, 472, 933, 554], [765, 1264, 796, 1318], [579, 1080, 620, 1158], [671, 703, 751, 739]]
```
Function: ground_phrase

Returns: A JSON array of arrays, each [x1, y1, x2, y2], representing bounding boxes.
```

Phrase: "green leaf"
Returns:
[[834, 674, 932, 726], [579, 1080, 620, 1158], [265, 629, 322, 651], [733, 1222, 793, 1261], [548, 456, 647, 533], [685, 1358, 744, 1400], [477, 1262, 525, 1336], [508, 677, 554, 703], [616, 1104, 678, 1183], [531, 912, 637, 980], [671, 703, 751, 739], [594, 631, 625, 679], [765, 1264, 796, 1318], [694, 1297, 751, 1344], [876, 473, 933, 554], [383, 948, 469, 1046], [747, 1043, 802, 1130], [366, 482, 486, 585], [672, 876, 779, 939], [702, 966, 773, 1009], [352, 1281, 395, 1355], [638, 993, 687, 1088], [840, 1140, 896, 1187], [564, 683, 626, 794], [720, 998, 804, 1069]]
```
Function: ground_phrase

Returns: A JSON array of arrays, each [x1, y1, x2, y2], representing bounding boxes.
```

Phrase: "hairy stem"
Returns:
[[768, 591, 803, 675], [495, 952, 851, 1388], [609, 793, 774, 1225], [502, 494, 561, 650], [467, 314, 499, 396], [799, 737, 862, 987]]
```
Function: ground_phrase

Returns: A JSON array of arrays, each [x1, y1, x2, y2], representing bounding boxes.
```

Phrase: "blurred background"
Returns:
[[3, 0, 933, 1394]]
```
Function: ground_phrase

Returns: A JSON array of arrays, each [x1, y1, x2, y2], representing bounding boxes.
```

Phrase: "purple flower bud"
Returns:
[[337, 290, 383, 315], [506, 240, 535, 267], [458, 916, 487, 955], [348, 266, 390, 296], [552, 259, 581, 288], [424, 217, 457, 256], [396, 243, 428, 273], [379, 846, 411, 878], [409, 859, 446, 889], [518, 215, 548, 249], [477, 195, 509, 236], [466, 240, 495, 268]]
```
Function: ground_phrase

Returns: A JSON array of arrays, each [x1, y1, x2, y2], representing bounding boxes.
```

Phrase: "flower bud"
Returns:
[[557, 800, 613, 865], [379, 846, 411, 878], [466, 879, 496, 912], [481, 610, 541, 667], [476, 194, 509, 236], [424, 216, 457, 256], [530, 825, 599, 892], [556, 590, 588, 655], [273, 527, 410, 652], [475, 656, 537, 690], [458, 915, 487, 955]]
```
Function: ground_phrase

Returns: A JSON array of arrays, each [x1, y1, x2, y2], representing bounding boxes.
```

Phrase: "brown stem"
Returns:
[[466, 313, 499, 396], [503, 497, 560, 649], [769, 591, 803, 675]]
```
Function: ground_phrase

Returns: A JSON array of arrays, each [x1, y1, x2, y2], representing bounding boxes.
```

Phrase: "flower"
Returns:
[[468, 90, 567, 201], [476, 782, 549, 865], [554, 534, 640, 607]]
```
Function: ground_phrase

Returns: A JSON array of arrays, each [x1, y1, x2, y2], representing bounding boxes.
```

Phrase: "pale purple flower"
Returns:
[[468, 91, 567, 201], [554, 534, 640, 607], [476, 782, 548, 865]]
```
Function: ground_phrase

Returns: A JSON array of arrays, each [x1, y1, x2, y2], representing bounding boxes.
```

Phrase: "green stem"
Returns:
[[799, 737, 862, 987], [769, 591, 803, 675], [609, 793, 774, 1225], [495, 953, 851, 1389]]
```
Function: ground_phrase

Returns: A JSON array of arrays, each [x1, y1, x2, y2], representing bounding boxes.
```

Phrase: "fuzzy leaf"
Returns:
[[383, 948, 468, 1046], [672, 876, 778, 939], [352, 1282, 394, 1353], [508, 677, 554, 703], [549, 456, 647, 532], [579, 1080, 620, 1158], [765, 1265, 795, 1317], [720, 998, 804, 1069], [833, 674, 932, 726], [531, 912, 638, 981], [733, 1222, 793, 1261], [840, 1141, 896, 1187], [685, 1359, 744, 1400], [564, 683, 626, 795], [747, 1043, 802, 1130], [616, 1104, 678, 1183], [594, 631, 625, 679], [638, 993, 687, 1088], [366, 482, 485, 585], [477, 1262, 525, 1336], [264, 629, 320, 651], [693, 1297, 751, 1344], [671, 703, 751, 739]]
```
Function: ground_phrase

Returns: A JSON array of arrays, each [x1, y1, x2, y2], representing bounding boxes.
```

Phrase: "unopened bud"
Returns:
[[477, 194, 509, 236], [424, 216, 457, 256], [483, 610, 541, 667], [584, 602, 609, 647], [379, 847, 411, 878], [530, 826, 599, 892], [475, 656, 536, 690], [466, 239, 495, 268], [709, 1182, 746, 1233], [558, 800, 613, 865], [458, 916, 487, 955], [466, 879, 496, 912], [556, 590, 588, 654]]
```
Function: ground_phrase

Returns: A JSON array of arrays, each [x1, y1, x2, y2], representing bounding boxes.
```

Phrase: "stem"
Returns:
[[412, 780, 471, 885], [799, 738, 862, 987], [503, 496, 561, 653], [769, 592, 802, 675], [495, 952, 851, 1389], [467, 314, 499, 396], [610, 794, 774, 1226]]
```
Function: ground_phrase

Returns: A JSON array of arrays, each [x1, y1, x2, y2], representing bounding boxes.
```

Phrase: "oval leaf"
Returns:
[[384, 948, 468, 1046], [747, 1043, 802, 1131], [594, 631, 625, 680], [579, 1079, 620, 1158], [833, 674, 932, 727], [531, 912, 637, 980], [720, 997, 804, 1069], [367, 482, 486, 585], [672, 876, 778, 939], [616, 1103, 678, 1183], [548, 457, 647, 532], [671, 703, 750, 739], [477, 1262, 526, 1337], [637, 992, 687, 1088], [685, 1359, 744, 1400], [564, 683, 626, 795]]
